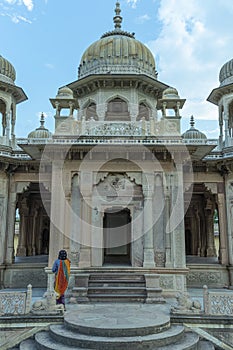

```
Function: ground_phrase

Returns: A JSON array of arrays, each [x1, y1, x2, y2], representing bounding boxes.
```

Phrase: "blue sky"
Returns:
[[1, 0, 233, 138]]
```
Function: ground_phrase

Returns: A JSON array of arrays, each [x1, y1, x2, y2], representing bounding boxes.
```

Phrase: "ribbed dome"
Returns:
[[0, 55, 16, 84], [182, 116, 207, 140], [162, 87, 180, 99], [56, 86, 74, 98], [219, 58, 233, 86], [28, 113, 52, 139], [78, 3, 156, 79]]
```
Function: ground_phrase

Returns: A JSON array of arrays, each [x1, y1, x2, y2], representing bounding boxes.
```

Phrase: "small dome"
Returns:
[[162, 87, 180, 99], [56, 86, 74, 98], [78, 2, 156, 79], [28, 113, 52, 139], [219, 58, 233, 86], [0, 55, 16, 84], [182, 116, 207, 140]]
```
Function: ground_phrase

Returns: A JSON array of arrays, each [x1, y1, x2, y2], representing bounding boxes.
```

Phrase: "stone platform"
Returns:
[[18, 303, 209, 349]]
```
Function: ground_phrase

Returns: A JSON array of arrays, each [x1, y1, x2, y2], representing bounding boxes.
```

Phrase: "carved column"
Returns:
[[17, 199, 29, 257], [153, 174, 165, 267], [217, 193, 228, 265], [170, 164, 186, 268], [143, 174, 155, 268], [205, 197, 216, 257], [31, 204, 39, 256], [5, 188, 17, 264], [164, 182, 172, 267], [193, 206, 201, 256], [79, 171, 92, 267], [48, 161, 66, 267], [5, 108, 11, 142], [70, 174, 81, 267]]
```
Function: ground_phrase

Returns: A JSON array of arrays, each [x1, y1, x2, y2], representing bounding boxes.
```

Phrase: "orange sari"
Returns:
[[54, 259, 70, 296]]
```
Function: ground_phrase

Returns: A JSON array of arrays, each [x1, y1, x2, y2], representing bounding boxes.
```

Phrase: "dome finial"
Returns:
[[40, 112, 45, 128], [190, 115, 195, 128], [114, 1, 122, 29]]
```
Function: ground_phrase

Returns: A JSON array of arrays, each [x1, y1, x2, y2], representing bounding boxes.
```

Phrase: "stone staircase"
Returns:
[[16, 304, 214, 349], [87, 272, 147, 302]]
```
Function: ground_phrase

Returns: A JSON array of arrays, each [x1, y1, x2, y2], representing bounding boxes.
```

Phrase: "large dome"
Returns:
[[219, 58, 233, 86], [78, 3, 156, 79], [0, 55, 16, 84]]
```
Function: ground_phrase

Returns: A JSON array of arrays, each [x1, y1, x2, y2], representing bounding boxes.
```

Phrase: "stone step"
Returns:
[[88, 286, 146, 294], [45, 324, 185, 349], [35, 332, 92, 349], [14, 329, 207, 350], [89, 274, 145, 281], [64, 310, 170, 337], [88, 296, 146, 302], [19, 339, 37, 350], [157, 332, 200, 350], [89, 280, 145, 287], [35, 330, 202, 350]]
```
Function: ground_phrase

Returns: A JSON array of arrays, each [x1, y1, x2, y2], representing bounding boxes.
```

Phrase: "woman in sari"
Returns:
[[52, 249, 70, 310]]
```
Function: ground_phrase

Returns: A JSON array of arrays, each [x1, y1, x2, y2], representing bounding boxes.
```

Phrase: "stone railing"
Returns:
[[0, 284, 32, 316], [17, 137, 218, 146], [203, 285, 233, 315]]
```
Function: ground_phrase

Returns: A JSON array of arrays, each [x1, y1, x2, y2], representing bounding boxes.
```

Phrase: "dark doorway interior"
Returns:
[[103, 208, 131, 265]]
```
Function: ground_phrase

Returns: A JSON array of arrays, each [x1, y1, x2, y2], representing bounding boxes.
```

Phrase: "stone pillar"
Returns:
[[219, 107, 223, 150], [5, 188, 17, 264], [70, 174, 81, 267], [193, 206, 201, 256], [48, 161, 66, 267], [17, 199, 29, 257], [170, 164, 186, 269], [165, 175, 172, 267], [79, 171, 92, 267], [224, 110, 229, 147], [143, 174, 155, 268], [131, 205, 144, 267], [153, 174, 165, 267], [91, 205, 103, 267], [5, 108, 11, 142], [225, 181, 233, 267], [31, 205, 39, 256], [217, 192, 228, 265], [205, 197, 216, 257]]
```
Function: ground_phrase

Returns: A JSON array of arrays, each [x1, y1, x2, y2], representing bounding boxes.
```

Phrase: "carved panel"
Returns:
[[187, 271, 221, 285], [160, 276, 174, 290], [0, 292, 26, 315]]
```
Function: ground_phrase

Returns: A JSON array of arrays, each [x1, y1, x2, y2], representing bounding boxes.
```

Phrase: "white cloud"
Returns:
[[136, 14, 150, 24], [147, 0, 233, 136], [22, 0, 33, 11], [4, 0, 34, 11], [126, 0, 139, 9], [11, 14, 30, 22]]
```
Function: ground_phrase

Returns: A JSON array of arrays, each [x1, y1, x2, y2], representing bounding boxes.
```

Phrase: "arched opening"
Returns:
[[103, 207, 131, 265], [14, 182, 51, 262], [228, 100, 233, 137], [85, 102, 98, 120], [137, 102, 151, 121], [0, 98, 7, 136], [185, 183, 219, 264], [105, 98, 130, 121]]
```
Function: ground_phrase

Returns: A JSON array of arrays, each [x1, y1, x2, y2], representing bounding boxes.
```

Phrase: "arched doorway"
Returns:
[[103, 208, 131, 265]]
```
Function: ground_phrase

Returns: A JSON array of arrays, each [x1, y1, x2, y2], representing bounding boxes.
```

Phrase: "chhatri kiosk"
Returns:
[[0, 2, 232, 300]]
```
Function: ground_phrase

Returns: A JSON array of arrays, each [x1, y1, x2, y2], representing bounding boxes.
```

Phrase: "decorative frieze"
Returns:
[[187, 271, 221, 284]]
